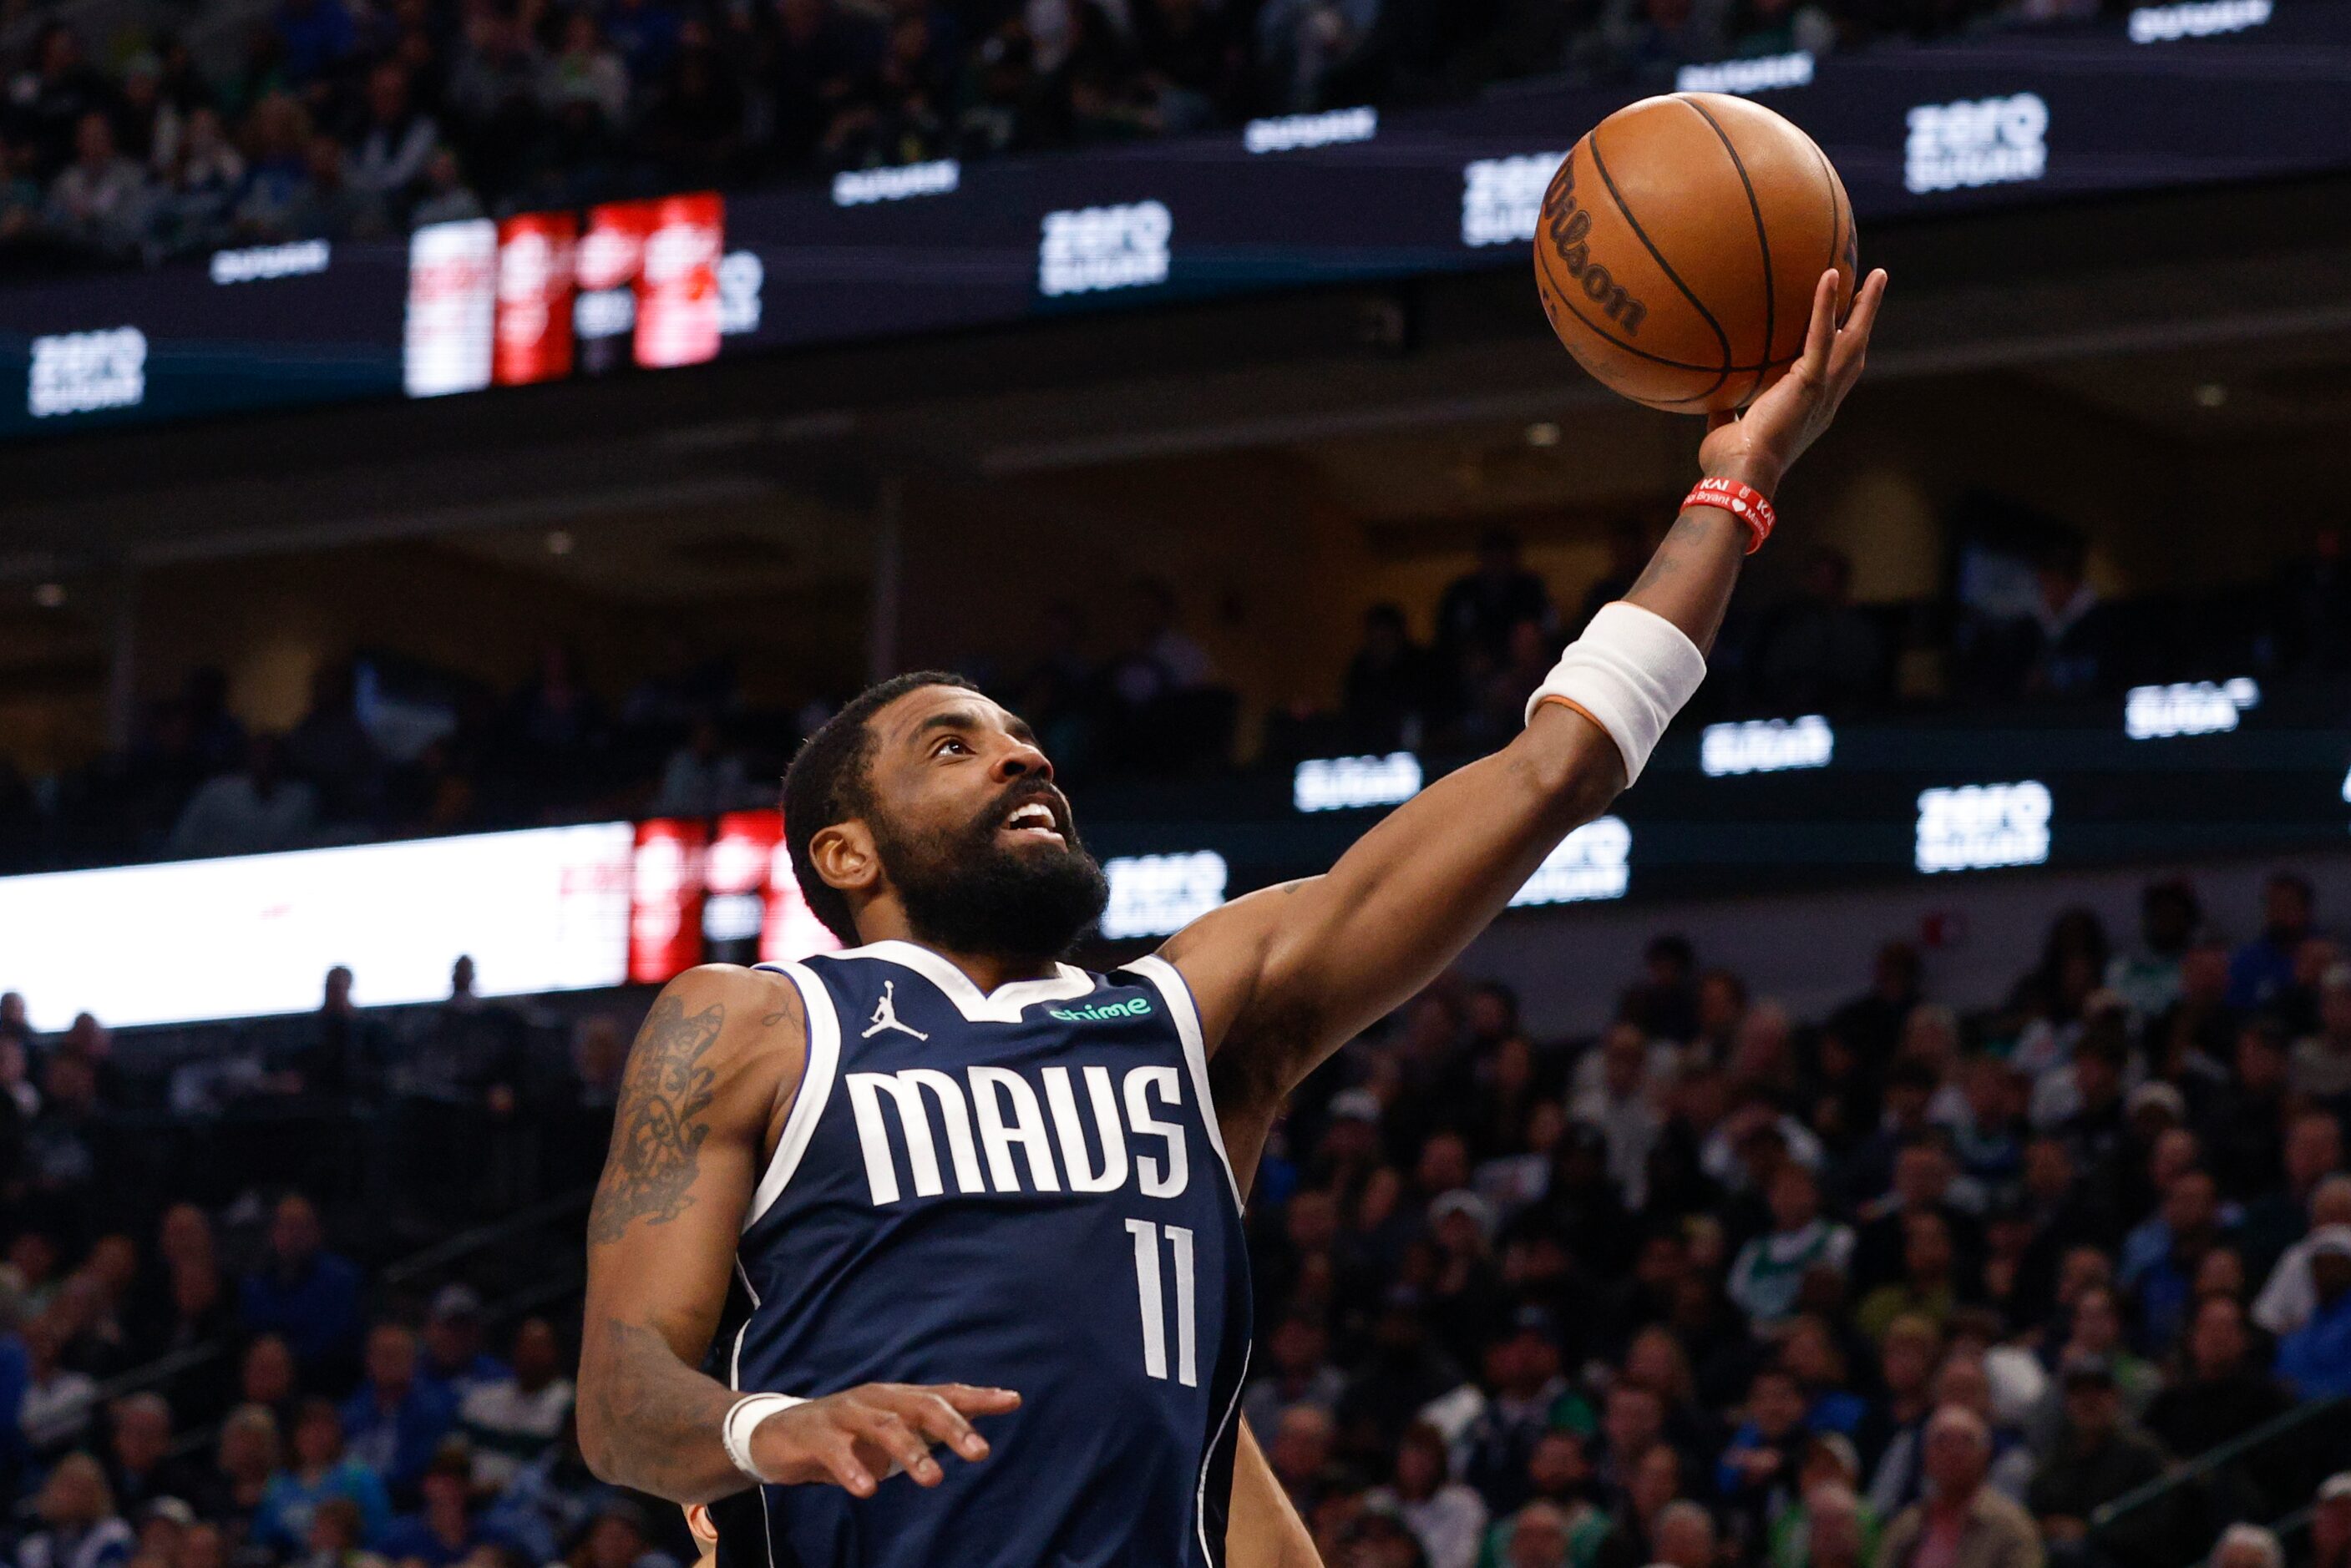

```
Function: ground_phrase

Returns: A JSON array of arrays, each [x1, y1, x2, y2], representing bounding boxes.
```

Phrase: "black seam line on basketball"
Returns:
[[1538, 235, 1756, 377], [1543, 245, 1801, 376], [1586, 126, 1734, 397], [1811, 135, 1845, 306], [1680, 96, 1773, 409]]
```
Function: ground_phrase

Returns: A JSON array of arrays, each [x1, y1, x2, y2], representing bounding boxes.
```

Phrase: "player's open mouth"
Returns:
[[1002, 802, 1065, 844]]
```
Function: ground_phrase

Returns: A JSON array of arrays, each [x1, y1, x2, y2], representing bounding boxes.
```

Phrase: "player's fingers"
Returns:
[[816, 1430, 878, 1497], [1830, 270, 1889, 383], [934, 1383, 1024, 1415], [1797, 270, 1838, 377], [895, 1389, 990, 1462], [854, 1409, 942, 1486]]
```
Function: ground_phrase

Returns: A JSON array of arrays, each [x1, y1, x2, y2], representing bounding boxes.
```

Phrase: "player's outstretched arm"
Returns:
[[1166, 268, 1888, 1101], [576, 964, 1021, 1503]]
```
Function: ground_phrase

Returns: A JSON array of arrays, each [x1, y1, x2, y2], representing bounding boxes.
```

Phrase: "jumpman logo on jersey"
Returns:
[[862, 981, 929, 1042]]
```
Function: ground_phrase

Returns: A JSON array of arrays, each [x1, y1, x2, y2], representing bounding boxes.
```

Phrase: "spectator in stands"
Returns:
[[569, 1500, 676, 1568], [2145, 1292, 2289, 1459], [2019, 538, 2114, 698], [294, 1496, 380, 1568], [1790, 1478, 1872, 1568], [1340, 603, 1434, 752], [2313, 1474, 2351, 1568], [2213, 1525, 2286, 1568], [342, 1323, 459, 1500], [256, 1400, 391, 1554], [346, 63, 438, 217], [2118, 1166, 2228, 1354], [542, 13, 631, 129], [2107, 880, 2200, 1023], [44, 113, 149, 261], [2237, 1108, 2341, 1286], [1364, 1420, 1485, 1568], [170, 736, 319, 860], [418, 1287, 506, 1403], [232, 96, 317, 243], [2025, 1357, 2167, 1561], [2231, 873, 2316, 1014], [1875, 1406, 2042, 1568], [2294, 964, 2351, 1099], [2277, 1229, 2351, 1398], [1729, 1162, 1854, 1328], [457, 1318, 570, 1491], [195, 1405, 281, 1541], [155, 107, 246, 256], [407, 149, 484, 226], [240, 1195, 363, 1383], [650, 719, 755, 817], [239, 1334, 303, 1435], [18, 1453, 134, 1568], [378, 1442, 486, 1567], [286, 663, 385, 831], [285, 132, 388, 240], [2253, 1178, 2351, 1337], [398, 960, 525, 1224], [105, 1393, 202, 1515], [1747, 546, 1887, 716], [19, 1313, 97, 1460], [1434, 529, 1554, 676]]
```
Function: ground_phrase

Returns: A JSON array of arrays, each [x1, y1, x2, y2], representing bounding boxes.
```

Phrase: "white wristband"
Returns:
[[1524, 600, 1706, 785], [722, 1393, 807, 1481]]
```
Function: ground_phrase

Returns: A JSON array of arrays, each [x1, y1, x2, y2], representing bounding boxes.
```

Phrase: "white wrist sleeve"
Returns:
[[722, 1393, 808, 1481], [1524, 600, 1707, 785]]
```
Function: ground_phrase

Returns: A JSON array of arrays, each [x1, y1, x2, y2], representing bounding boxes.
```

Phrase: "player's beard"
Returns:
[[870, 787, 1109, 964]]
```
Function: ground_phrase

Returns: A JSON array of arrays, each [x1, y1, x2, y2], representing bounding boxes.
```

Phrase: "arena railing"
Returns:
[[2089, 1393, 2351, 1565]]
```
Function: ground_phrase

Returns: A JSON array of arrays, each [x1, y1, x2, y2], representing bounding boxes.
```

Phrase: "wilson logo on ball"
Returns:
[[1542, 156, 1648, 335]]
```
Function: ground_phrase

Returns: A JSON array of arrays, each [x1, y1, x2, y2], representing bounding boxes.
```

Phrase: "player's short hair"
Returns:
[[782, 670, 981, 945]]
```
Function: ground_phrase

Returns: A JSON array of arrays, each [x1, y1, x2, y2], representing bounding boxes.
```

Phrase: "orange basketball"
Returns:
[[1534, 92, 1857, 413]]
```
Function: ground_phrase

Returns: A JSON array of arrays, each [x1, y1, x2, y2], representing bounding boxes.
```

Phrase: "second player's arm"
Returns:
[[1167, 267, 1887, 1090], [575, 965, 1016, 1504]]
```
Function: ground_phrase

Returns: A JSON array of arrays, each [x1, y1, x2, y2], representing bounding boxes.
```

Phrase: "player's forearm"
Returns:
[[1620, 500, 1751, 655], [577, 1313, 750, 1503], [1227, 1419, 1323, 1568], [1225, 704, 1619, 1053]]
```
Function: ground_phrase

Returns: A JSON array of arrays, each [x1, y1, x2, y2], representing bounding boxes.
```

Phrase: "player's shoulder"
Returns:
[[657, 963, 808, 1042]]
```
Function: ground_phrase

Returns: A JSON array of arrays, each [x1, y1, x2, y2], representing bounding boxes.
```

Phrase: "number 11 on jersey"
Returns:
[[1126, 1217, 1198, 1387]]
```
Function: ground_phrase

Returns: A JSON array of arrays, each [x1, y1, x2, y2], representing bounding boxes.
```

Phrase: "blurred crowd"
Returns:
[[3, 864, 2351, 1568], [1, 508, 2348, 876], [0, 964, 676, 1568], [1275, 518, 2351, 761], [1, 0, 2119, 271], [1241, 867, 2351, 1567]]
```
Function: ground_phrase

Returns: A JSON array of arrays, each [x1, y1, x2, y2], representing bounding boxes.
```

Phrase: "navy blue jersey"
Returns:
[[715, 940, 1252, 1568]]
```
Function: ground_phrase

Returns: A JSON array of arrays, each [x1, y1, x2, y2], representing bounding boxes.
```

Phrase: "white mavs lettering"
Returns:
[[845, 1063, 1189, 1206]]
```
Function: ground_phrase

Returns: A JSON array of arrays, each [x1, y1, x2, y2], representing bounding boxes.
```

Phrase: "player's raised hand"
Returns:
[[1698, 266, 1889, 497], [747, 1383, 1022, 1496]]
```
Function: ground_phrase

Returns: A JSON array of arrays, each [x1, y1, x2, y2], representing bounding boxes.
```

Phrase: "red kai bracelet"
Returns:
[[1683, 477, 1776, 554]]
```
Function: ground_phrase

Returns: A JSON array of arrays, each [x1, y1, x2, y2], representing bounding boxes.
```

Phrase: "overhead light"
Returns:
[[1526, 421, 1562, 448], [2193, 382, 2227, 407], [545, 529, 575, 556], [33, 584, 64, 608]]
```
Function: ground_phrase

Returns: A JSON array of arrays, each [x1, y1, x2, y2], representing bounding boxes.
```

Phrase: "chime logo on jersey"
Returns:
[[843, 1062, 1191, 1206]]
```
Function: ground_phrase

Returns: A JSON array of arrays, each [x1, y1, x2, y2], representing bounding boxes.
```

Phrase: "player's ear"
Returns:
[[809, 820, 880, 899]]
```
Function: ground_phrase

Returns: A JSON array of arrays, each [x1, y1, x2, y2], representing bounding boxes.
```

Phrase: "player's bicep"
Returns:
[[585, 967, 800, 1355]]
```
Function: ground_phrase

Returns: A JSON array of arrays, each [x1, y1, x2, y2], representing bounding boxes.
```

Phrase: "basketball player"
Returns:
[[576, 264, 1889, 1568]]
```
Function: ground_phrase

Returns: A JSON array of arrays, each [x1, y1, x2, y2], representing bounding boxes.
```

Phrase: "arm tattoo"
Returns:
[[587, 996, 726, 1245]]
